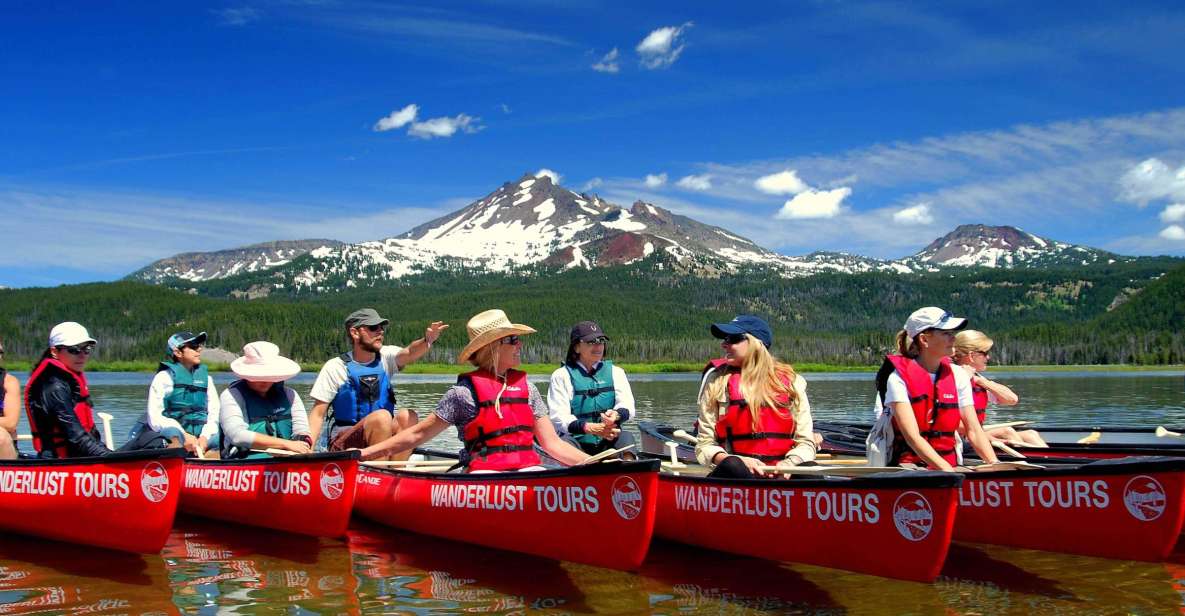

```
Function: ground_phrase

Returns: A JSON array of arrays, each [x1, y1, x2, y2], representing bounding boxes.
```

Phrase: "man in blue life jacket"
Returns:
[[308, 308, 447, 460], [128, 331, 221, 456]]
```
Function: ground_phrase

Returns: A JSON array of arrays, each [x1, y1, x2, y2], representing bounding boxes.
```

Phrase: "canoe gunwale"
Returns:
[[360, 458, 660, 480], [186, 450, 360, 466], [660, 468, 964, 490], [0, 447, 187, 467]]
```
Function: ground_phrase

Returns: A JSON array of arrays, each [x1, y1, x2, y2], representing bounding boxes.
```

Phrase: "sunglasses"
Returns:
[[582, 337, 608, 345], [354, 324, 386, 333], [500, 335, 522, 345], [58, 344, 96, 356], [722, 333, 748, 345], [183, 343, 204, 351]]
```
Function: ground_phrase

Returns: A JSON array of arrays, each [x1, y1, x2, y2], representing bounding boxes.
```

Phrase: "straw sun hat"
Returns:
[[456, 309, 537, 364], [230, 341, 302, 383]]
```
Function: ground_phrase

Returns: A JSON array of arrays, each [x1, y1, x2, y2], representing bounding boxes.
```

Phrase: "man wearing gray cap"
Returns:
[[308, 308, 447, 459]]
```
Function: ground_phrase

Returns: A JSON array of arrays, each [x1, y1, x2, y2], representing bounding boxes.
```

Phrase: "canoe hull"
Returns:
[[0, 449, 185, 553], [180, 451, 359, 537], [954, 457, 1185, 561], [655, 472, 963, 582], [354, 460, 660, 570]]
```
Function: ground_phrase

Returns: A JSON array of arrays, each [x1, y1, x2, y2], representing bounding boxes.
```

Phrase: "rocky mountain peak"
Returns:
[[907, 223, 1117, 268]]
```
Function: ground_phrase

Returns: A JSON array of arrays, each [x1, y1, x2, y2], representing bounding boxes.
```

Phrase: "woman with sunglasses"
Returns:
[[872, 307, 998, 470], [126, 331, 222, 455], [359, 309, 589, 470], [695, 315, 817, 478], [24, 322, 112, 458], [0, 339, 18, 459], [953, 330, 1047, 447], [547, 320, 637, 457]]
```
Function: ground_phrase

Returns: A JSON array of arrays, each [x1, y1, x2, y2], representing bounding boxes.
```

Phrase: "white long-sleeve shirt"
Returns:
[[219, 385, 310, 449], [146, 369, 221, 440], [547, 362, 636, 435]]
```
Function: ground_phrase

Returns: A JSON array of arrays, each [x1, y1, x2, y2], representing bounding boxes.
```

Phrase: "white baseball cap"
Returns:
[[903, 307, 967, 338], [48, 322, 97, 348]]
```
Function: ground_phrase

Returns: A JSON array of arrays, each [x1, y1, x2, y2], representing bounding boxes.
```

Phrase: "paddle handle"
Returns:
[[982, 421, 1031, 431], [579, 443, 636, 465], [992, 440, 1025, 458], [16, 434, 32, 441], [1156, 426, 1183, 438], [97, 412, 115, 450], [671, 430, 697, 444]]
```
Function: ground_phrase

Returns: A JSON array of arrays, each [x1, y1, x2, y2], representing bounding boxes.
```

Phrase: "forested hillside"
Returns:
[[2, 256, 1182, 367]]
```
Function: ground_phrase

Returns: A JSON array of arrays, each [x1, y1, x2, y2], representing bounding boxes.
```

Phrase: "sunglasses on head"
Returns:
[[722, 333, 748, 345], [58, 344, 95, 356], [500, 335, 522, 345]]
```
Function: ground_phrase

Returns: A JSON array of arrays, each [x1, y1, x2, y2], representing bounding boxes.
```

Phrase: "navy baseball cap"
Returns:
[[167, 331, 207, 354], [711, 315, 773, 348]]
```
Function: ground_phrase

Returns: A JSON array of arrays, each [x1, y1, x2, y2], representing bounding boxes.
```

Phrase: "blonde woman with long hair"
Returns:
[[953, 330, 1047, 447], [360, 309, 589, 471], [695, 315, 816, 478]]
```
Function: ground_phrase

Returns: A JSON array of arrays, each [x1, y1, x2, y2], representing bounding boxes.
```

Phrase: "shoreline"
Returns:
[[2, 360, 1181, 374]]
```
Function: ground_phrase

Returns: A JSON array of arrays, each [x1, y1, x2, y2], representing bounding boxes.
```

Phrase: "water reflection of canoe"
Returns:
[[816, 420, 1185, 460], [656, 470, 963, 582], [179, 451, 359, 537], [0, 449, 184, 553], [956, 457, 1185, 561], [353, 460, 660, 570]]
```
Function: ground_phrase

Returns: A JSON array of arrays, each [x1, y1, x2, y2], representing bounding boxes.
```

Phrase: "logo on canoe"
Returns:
[[612, 476, 643, 520], [1123, 475, 1166, 521], [892, 491, 933, 541], [141, 462, 170, 503], [320, 463, 345, 500]]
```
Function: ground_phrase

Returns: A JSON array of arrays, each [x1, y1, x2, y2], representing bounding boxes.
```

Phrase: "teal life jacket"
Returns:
[[159, 360, 209, 437], [329, 352, 395, 428], [230, 380, 293, 441], [566, 360, 616, 447]]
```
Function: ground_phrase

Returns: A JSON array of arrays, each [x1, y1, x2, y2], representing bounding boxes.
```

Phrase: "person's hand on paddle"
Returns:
[[600, 410, 620, 430], [585, 422, 618, 440], [181, 433, 200, 454], [733, 455, 769, 477], [424, 321, 448, 344], [281, 439, 313, 454]]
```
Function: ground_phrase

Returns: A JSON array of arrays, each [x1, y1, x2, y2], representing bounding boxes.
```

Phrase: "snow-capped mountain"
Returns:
[[898, 224, 1124, 269], [128, 174, 1143, 290], [130, 239, 343, 283]]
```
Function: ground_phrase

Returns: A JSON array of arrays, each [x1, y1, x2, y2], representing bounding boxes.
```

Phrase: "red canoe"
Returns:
[[0, 449, 185, 553], [353, 460, 660, 570], [180, 451, 359, 537], [655, 470, 963, 582], [955, 457, 1185, 560]]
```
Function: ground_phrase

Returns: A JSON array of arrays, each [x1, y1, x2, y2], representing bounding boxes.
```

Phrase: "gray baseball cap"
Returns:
[[345, 308, 390, 329]]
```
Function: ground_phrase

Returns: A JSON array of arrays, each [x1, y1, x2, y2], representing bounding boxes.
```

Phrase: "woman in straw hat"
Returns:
[[219, 341, 314, 458], [360, 309, 590, 470], [953, 329, 1046, 447], [871, 307, 998, 470]]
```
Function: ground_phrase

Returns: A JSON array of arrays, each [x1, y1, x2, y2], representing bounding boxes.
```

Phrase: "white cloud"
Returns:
[[1161, 225, 1185, 240], [214, 7, 261, 27], [581, 177, 603, 191], [776, 187, 851, 219], [373, 104, 419, 132], [1120, 158, 1185, 205], [592, 48, 620, 73], [535, 168, 562, 185], [676, 174, 712, 191], [893, 202, 934, 225], [644, 173, 668, 188], [408, 114, 481, 139], [754, 170, 808, 195], [500, 103, 512, 114], [636, 23, 692, 69], [1162, 203, 1185, 223]]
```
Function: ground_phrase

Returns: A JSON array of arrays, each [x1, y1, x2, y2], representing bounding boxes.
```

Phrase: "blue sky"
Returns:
[[3, 0, 1185, 287]]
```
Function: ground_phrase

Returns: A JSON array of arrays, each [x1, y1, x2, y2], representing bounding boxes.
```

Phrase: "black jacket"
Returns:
[[27, 367, 110, 458]]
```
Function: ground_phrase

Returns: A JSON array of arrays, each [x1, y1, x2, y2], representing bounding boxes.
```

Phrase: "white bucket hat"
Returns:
[[456, 309, 537, 364], [230, 341, 301, 383]]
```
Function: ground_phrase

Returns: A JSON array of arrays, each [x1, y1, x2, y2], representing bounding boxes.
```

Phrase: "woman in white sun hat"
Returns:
[[219, 341, 314, 458], [872, 307, 998, 470], [360, 309, 590, 471]]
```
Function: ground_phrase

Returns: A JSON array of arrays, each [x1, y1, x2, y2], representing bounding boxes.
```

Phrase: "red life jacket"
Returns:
[[713, 371, 797, 463], [886, 355, 962, 467], [971, 382, 989, 425], [692, 359, 731, 435], [459, 369, 542, 471], [23, 357, 97, 458]]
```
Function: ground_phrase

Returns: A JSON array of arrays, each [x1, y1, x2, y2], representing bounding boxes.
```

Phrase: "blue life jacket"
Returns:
[[230, 380, 293, 439], [330, 352, 395, 427], [566, 360, 616, 447], [159, 360, 209, 437]]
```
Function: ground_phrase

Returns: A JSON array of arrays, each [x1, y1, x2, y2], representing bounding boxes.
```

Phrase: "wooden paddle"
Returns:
[[250, 448, 298, 456], [992, 441, 1026, 459], [967, 461, 1046, 472], [1156, 426, 1183, 438], [982, 420, 1031, 431], [673, 428, 833, 458], [363, 460, 454, 468], [757, 464, 907, 477], [579, 443, 636, 465], [97, 412, 115, 450]]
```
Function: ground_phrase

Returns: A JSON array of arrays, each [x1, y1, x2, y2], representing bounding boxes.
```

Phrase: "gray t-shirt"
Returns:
[[435, 380, 548, 461]]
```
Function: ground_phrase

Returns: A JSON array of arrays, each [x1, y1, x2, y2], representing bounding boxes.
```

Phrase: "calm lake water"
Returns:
[[3, 370, 1185, 614]]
